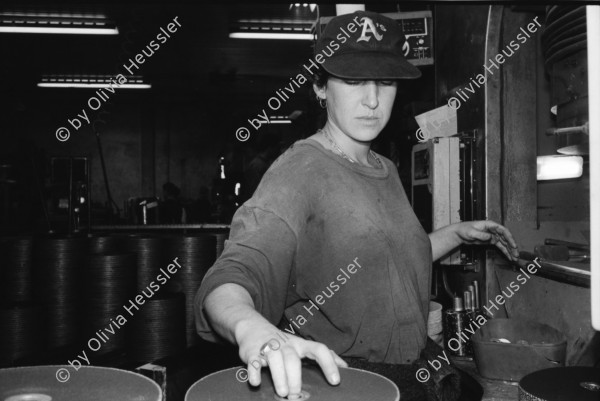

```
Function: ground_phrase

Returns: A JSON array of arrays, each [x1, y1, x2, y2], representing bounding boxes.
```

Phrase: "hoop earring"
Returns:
[[319, 98, 327, 109]]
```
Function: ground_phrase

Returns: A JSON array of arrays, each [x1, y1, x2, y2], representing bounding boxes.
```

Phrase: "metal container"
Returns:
[[443, 297, 470, 356], [0, 365, 162, 401], [472, 318, 567, 382]]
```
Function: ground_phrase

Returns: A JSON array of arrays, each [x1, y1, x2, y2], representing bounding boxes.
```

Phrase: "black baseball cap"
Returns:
[[315, 10, 421, 80]]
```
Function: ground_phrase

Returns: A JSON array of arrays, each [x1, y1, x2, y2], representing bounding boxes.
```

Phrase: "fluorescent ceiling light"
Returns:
[[289, 4, 318, 12], [288, 110, 303, 120], [229, 32, 313, 40], [537, 155, 584, 180], [38, 75, 151, 89], [38, 82, 150, 88], [270, 116, 292, 124], [0, 27, 118, 34], [230, 18, 313, 40], [0, 11, 118, 35]]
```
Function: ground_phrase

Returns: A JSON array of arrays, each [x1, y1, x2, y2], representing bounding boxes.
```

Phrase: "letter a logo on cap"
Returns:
[[357, 17, 383, 42]]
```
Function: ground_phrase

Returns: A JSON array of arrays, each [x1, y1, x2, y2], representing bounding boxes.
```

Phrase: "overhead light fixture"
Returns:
[[269, 111, 303, 124], [289, 4, 318, 12], [38, 75, 151, 89], [269, 115, 292, 124], [0, 11, 118, 35], [230, 19, 314, 40], [557, 143, 589, 156], [288, 110, 303, 120], [537, 155, 584, 180], [230, 32, 313, 40]]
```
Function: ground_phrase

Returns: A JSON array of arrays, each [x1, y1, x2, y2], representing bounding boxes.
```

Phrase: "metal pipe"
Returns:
[[30, 155, 51, 233], [468, 285, 475, 311], [68, 157, 73, 235], [544, 238, 590, 251], [473, 280, 480, 309], [545, 122, 589, 136]]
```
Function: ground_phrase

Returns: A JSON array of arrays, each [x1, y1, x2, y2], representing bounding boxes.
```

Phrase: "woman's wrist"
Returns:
[[429, 223, 465, 262], [233, 314, 275, 347], [451, 222, 467, 246], [438, 223, 465, 248], [233, 316, 255, 346]]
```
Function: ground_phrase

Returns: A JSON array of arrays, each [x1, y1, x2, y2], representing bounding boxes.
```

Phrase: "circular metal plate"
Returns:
[[0, 366, 161, 401], [518, 366, 600, 401], [185, 365, 399, 401]]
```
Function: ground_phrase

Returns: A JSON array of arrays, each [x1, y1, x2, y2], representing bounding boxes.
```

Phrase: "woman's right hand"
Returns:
[[202, 284, 347, 398], [235, 320, 348, 398]]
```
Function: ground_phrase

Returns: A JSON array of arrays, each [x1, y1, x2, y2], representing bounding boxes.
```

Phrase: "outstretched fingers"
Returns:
[[488, 224, 519, 259], [244, 334, 346, 398], [302, 342, 343, 385]]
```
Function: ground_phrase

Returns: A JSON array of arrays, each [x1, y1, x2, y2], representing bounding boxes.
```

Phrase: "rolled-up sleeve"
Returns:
[[194, 205, 297, 342]]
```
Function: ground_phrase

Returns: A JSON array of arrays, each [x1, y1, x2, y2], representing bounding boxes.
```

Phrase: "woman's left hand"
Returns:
[[455, 220, 520, 261]]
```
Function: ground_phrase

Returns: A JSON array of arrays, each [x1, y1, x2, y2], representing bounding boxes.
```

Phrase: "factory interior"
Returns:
[[0, 3, 598, 401]]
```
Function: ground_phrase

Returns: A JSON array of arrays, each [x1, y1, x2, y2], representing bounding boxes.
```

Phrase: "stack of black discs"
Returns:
[[129, 292, 186, 363], [519, 366, 600, 401], [212, 232, 228, 259], [0, 304, 45, 366], [165, 235, 216, 347], [0, 236, 33, 303], [123, 235, 164, 292], [33, 237, 88, 349], [541, 6, 586, 69], [84, 253, 136, 355]]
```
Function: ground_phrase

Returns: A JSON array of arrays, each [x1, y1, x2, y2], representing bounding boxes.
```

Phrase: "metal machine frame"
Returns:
[[411, 131, 480, 267]]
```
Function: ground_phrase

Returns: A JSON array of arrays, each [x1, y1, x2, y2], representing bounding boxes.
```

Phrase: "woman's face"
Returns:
[[314, 76, 397, 142]]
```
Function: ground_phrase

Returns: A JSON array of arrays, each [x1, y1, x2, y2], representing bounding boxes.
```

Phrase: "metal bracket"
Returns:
[[136, 363, 167, 401]]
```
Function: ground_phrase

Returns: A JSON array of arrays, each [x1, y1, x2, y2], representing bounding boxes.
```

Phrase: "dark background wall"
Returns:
[[0, 3, 435, 231]]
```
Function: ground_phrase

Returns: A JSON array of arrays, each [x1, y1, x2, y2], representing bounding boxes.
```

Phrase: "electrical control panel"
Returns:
[[412, 132, 481, 267], [392, 11, 434, 65]]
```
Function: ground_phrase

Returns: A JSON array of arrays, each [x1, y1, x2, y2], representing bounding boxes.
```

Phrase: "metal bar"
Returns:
[[86, 159, 91, 234], [544, 238, 590, 251], [494, 252, 591, 288], [30, 154, 51, 233], [91, 224, 230, 231], [545, 122, 589, 136], [68, 157, 74, 234]]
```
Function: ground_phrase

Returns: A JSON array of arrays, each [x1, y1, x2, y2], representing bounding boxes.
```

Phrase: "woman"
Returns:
[[194, 10, 519, 401]]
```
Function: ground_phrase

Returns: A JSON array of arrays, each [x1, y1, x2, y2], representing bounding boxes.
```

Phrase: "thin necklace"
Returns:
[[319, 128, 382, 167]]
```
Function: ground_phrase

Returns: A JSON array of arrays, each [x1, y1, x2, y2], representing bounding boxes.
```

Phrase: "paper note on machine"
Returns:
[[415, 105, 458, 141]]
